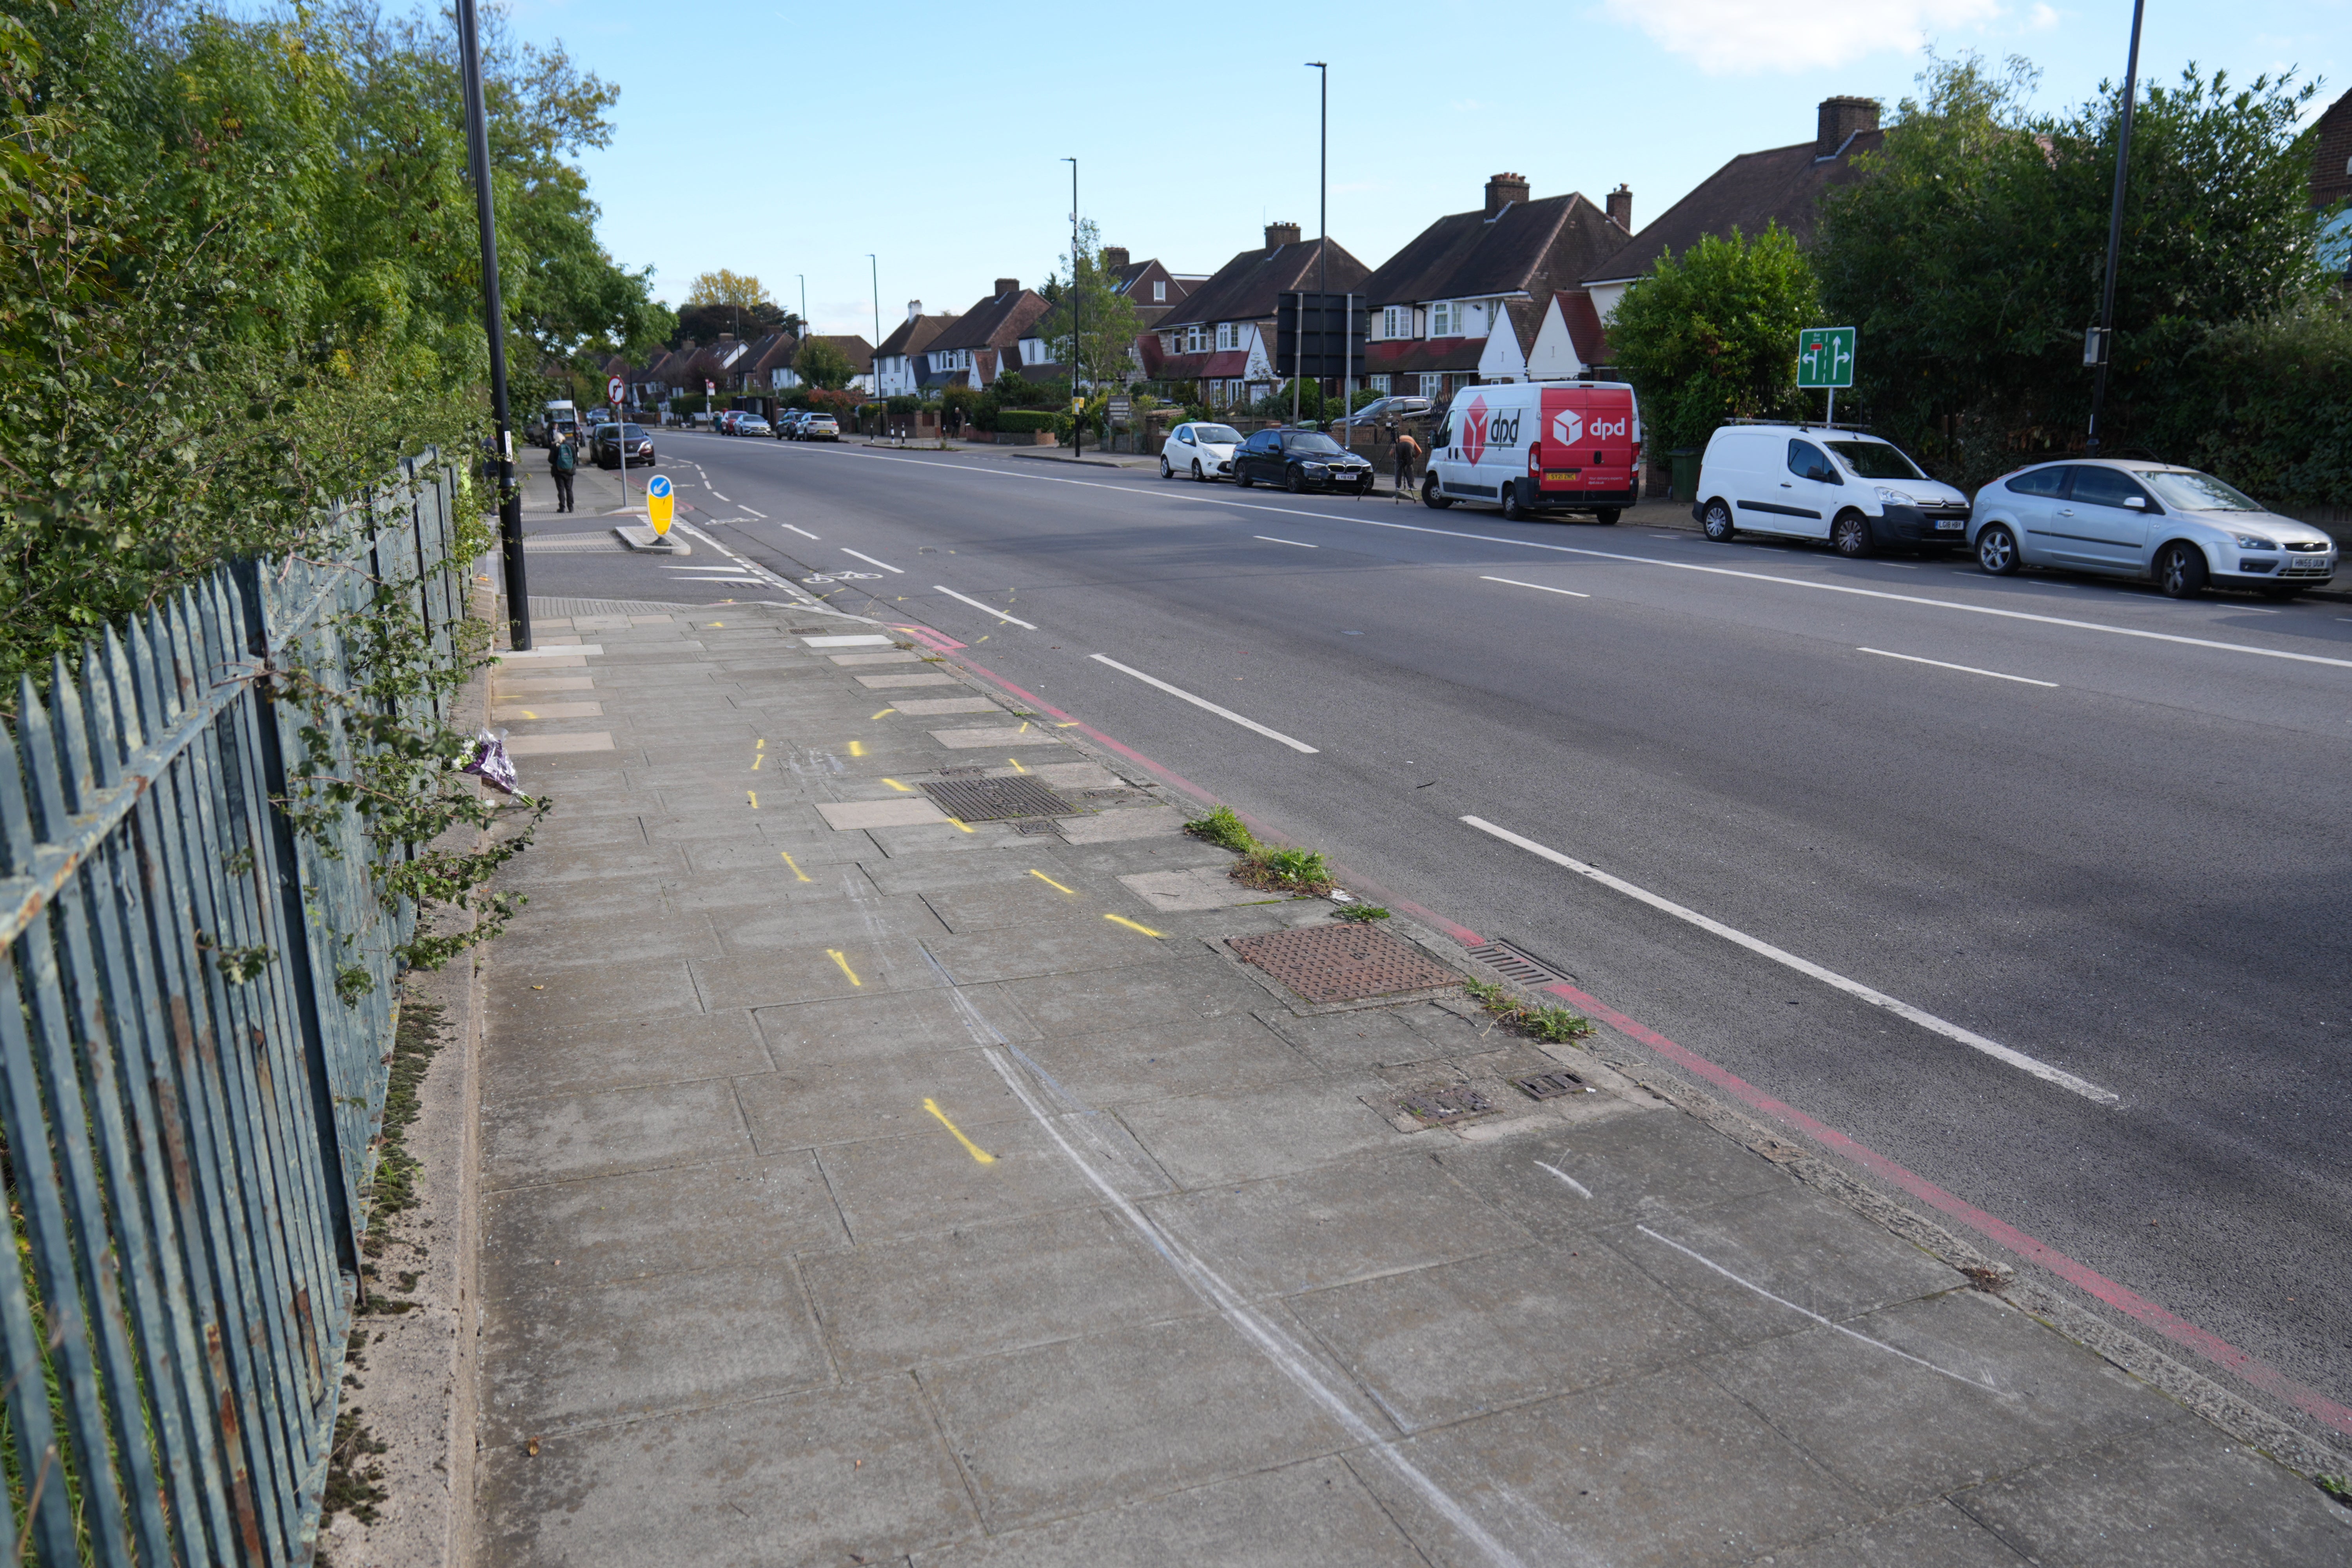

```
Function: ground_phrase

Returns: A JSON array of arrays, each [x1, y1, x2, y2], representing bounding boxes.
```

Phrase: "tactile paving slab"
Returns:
[[1228, 924, 1462, 1004], [916, 775, 1074, 822]]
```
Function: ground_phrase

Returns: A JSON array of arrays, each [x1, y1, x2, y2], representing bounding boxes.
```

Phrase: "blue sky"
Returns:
[[504, 0, 2346, 339]]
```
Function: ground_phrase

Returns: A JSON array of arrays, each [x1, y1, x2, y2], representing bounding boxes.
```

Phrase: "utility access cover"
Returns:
[[1229, 925, 1461, 1004], [917, 776, 1073, 822]]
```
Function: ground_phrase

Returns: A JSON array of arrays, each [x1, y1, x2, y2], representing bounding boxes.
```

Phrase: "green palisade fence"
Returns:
[[0, 454, 463, 1565]]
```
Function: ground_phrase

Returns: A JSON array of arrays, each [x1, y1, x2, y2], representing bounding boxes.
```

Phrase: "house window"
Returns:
[[1370, 375, 1392, 395], [1153, 280, 1167, 302], [1382, 305, 1407, 340], [1216, 322, 1234, 351], [1431, 301, 1457, 337], [1418, 372, 1444, 398]]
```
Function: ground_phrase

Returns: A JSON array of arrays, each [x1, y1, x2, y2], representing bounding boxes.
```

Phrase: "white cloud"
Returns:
[[1602, 0, 2003, 75]]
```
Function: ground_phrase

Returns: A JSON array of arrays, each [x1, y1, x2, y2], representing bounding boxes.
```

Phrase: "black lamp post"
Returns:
[[2085, 0, 2147, 457], [457, 0, 528, 649], [1063, 157, 1082, 458]]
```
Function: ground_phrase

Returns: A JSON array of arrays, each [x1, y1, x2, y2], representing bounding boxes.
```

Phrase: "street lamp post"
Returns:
[[456, 0, 528, 650], [1306, 61, 1327, 431], [1062, 157, 1082, 458], [2085, 0, 2147, 458], [869, 254, 881, 438]]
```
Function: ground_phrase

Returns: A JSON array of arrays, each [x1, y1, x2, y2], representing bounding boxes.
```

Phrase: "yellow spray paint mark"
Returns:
[[708, 622, 725, 628], [848, 739, 866, 758], [881, 778, 914, 793], [1016, 721, 1031, 733], [1054, 722, 1080, 729], [757, 739, 766, 748], [976, 635, 989, 642], [752, 753, 763, 769], [518, 710, 538, 720], [1028, 869, 1076, 895], [870, 708, 896, 720], [747, 791, 758, 809], [825, 948, 862, 985], [779, 851, 812, 883], [923, 1098, 996, 1164], [1007, 757, 1028, 774], [944, 816, 974, 834], [1104, 913, 1165, 938]]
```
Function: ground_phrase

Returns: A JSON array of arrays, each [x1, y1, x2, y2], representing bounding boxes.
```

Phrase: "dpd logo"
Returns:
[[1461, 395, 1490, 464], [1552, 408, 1583, 445]]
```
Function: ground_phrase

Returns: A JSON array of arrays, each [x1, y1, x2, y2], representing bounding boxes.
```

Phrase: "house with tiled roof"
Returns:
[[1579, 97, 1885, 327], [919, 281, 1052, 392], [1356, 173, 1630, 399], [873, 303, 958, 397], [1101, 247, 1203, 331], [748, 332, 877, 395], [1146, 223, 1370, 408]]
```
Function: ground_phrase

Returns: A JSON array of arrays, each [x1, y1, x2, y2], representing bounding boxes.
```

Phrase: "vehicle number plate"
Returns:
[[1935, 517, 1964, 530], [1544, 470, 1580, 483], [2290, 558, 2332, 573]]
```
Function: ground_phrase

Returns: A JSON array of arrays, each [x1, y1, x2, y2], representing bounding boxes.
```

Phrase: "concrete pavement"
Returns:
[[467, 599, 2350, 1564]]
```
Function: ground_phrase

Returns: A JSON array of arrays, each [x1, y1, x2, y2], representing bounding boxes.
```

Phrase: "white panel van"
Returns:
[[1692, 424, 1969, 556], [1424, 381, 1641, 523]]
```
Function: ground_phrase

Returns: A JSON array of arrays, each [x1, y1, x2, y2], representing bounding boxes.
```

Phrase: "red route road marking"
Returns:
[[947, 653, 2352, 1439]]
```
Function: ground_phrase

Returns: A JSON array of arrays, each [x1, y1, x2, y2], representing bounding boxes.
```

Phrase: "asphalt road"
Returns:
[[519, 433, 2352, 1436]]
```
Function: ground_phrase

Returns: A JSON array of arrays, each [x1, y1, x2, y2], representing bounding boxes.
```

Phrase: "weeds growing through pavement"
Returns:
[[1184, 804, 1257, 852], [1463, 977, 1595, 1045], [1334, 904, 1391, 923], [1185, 804, 1339, 895]]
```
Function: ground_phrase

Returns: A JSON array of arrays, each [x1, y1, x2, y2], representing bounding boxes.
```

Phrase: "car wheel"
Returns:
[[1236, 465, 1253, 488], [1593, 508, 1621, 525], [1192, 461, 1205, 483], [1976, 524, 2019, 575], [1702, 500, 1735, 542], [1286, 467, 1306, 494], [1422, 475, 1452, 510], [2258, 583, 2305, 600], [1160, 457, 1173, 479], [2155, 541, 2209, 598], [1500, 481, 1527, 522], [1831, 512, 1873, 557]]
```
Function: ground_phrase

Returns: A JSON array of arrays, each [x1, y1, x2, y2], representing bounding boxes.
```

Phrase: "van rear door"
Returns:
[[1536, 386, 1638, 499]]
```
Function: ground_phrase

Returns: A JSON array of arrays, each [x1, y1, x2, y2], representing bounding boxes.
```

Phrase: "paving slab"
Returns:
[[481, 1078, 752, 1185], [480, 1006, 769, 1105], [1116, 1076, 1406, 1188], [812, 1116, 1127, 1245], [1012, 1013, 1319, 1107]]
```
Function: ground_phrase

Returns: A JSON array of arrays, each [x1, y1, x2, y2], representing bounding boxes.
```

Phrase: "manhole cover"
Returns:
[[1399, 1087, 1492, 1124], [1228, 925, 1461, 1004], [1513, 1071, 1589, 1100], [918, 776, 1073, 822]]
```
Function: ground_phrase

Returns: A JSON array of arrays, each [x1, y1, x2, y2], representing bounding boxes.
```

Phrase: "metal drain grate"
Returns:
[[1512, 1071, 1590, 1101], [1229, 925, 1461, 1004], [917, 776, 1074, 822], [1399, 1087, 1493, 1124], [1464, 939, 1571, 987]]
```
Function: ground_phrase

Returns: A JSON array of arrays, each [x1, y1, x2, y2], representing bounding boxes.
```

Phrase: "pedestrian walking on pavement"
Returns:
[[1392, 429, 1422, 503], [548, 431, 577, 514]]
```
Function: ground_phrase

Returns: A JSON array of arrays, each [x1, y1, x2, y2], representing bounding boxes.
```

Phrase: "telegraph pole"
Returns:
[[457, 0, 528, 649], [2085, 0, 2146, 458]]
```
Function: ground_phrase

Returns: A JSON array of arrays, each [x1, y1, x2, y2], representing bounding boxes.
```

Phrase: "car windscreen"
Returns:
[[1284, 433, 1344, 454], [614, 425, 647, 441], [1194, 425, 1242, 445], [2142, 470, 2261, 512], [1825, 441, 1925, 480]]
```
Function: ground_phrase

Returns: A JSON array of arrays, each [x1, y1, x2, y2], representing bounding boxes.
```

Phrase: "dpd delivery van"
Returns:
[[1424, 381, 1641, 523]]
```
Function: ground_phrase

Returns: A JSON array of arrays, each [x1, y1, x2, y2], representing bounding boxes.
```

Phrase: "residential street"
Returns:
[[511, 432, 2352, 1448]]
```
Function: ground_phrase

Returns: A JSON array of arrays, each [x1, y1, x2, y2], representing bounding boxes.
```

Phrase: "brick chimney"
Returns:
[[1817, 96, 1880, 158], [906, 299, 922, 322], [1264, 221, 1301, 248], [994, 278, 1020, 296], [1103, 247, 1130, 271], [1605, 184, 1633, 232], [1485, 172, 1530, 217]]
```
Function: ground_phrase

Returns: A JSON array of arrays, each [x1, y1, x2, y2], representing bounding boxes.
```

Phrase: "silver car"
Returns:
[[1968, 460, 2336, 599]]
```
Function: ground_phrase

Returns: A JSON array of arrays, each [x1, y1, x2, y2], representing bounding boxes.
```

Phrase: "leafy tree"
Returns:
[[1607, 225, 1820, 453], [1814, 51, 2331, 483], [794, 337, 855, 390], [687, 269, 773, 310], [1034, 219, 1142, 391], [672, 299, 788, 345]]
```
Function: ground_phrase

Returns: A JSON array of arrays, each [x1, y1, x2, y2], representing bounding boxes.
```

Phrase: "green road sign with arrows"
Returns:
[[1798, 327, 1856, 389]]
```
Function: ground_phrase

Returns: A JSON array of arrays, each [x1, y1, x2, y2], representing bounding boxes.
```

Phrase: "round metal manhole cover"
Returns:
[[1228, 924, 1461, 1004]]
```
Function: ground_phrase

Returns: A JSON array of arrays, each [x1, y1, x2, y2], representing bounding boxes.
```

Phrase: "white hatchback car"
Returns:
[[1160, 421, 1243, 483], [1968, 460, 2336, 599]]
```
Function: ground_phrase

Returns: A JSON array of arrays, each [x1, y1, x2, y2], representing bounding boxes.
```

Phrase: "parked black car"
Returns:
[[1232, 428, 1377, 495], [593, 422, 657, 469]]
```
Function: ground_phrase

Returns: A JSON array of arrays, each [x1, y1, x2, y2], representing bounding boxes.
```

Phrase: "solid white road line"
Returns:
[[1088, 655, 1319, 753], [783, 524, 820, 540], [805, 448, 2352, 675], [739, 506, 767, 519], [709, 490, 731, 501], [670, 521, 818, 604], [1458, 814, 2120, 1106], [1858, 647, 2058, 688], [1254, 535, 1318, 548], [932, 585, 1037, 628], [1483, 575, 1590, 599], [842, 548, 905, 574], [1635, 1226, 1997, 1391]]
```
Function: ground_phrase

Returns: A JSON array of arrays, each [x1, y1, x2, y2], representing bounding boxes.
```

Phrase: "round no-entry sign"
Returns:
[[646, 473, 674, 536], [607, 374, 626, 405]]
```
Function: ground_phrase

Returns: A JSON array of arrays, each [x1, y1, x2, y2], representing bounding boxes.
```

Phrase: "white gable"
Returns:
[[1476, 310, 1528, 382], [1525, 297, 1588, 382], [1242, 326, 1272, 382]]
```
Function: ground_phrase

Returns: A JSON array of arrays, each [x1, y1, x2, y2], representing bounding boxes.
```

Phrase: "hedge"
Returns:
[[996, 410, 1060, 434]]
